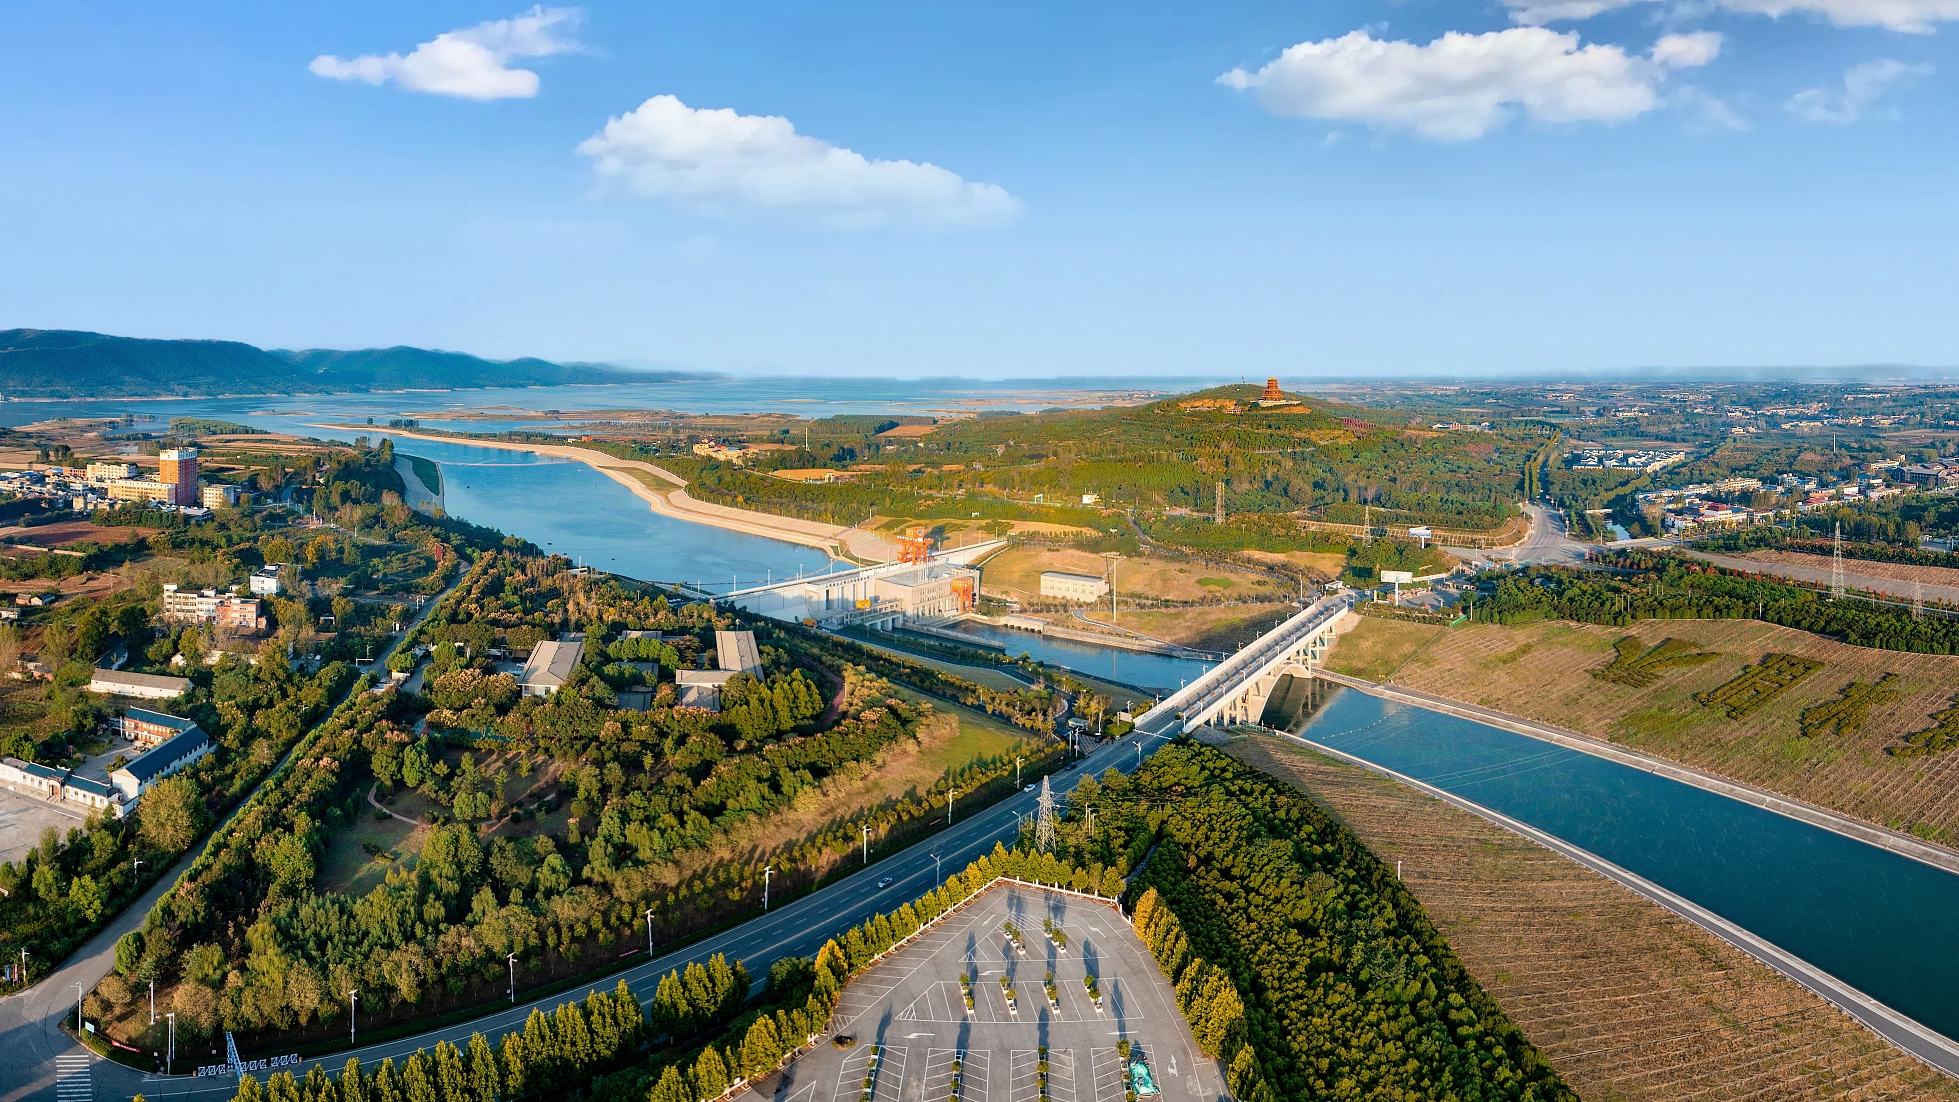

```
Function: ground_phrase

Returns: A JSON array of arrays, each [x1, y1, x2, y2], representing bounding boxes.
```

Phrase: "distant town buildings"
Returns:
[[1570, 448, 1689, 472], [1040, 571, 1110, 602]]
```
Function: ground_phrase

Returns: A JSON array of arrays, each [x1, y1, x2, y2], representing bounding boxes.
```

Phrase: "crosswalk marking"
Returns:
[[56, 1053, 92, 1102]]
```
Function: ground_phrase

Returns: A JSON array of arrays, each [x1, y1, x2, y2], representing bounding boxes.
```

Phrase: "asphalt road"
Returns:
[[14, 724, 1178, 1102], [0, 578, 461, 1102]]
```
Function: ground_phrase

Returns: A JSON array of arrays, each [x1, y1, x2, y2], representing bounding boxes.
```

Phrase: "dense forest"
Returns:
[[568, 386, 1539, 544], [1080, 743, 1573, 1101]]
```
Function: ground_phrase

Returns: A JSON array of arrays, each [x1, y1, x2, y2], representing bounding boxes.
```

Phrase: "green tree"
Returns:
[[114, 930, 144, 975], [138, 775, 203, 853], [691, 1045, 730, 1098], [649, 1065, 692, 1102]]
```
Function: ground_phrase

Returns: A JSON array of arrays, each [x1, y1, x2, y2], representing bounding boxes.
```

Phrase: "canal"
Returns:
[[1294, 686, 1959, 1044]]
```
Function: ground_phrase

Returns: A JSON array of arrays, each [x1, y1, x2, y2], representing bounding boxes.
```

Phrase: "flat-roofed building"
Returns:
[[107, 478, 177, 504], [158, 448, 199, 505], [86, 461, 139, 482], [90, 668, 191, 700], [519, 639, 584, 697], [1040, 571, 1110, 602], [249, 565, 283, 596], [111, 723, 212, 801], [715, 630, 764, 676], [676, 669, 736, 711], [202, 483, 243, 508]]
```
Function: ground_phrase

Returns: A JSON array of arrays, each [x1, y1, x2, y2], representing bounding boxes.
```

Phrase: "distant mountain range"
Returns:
[[0, 329, 697, 398]]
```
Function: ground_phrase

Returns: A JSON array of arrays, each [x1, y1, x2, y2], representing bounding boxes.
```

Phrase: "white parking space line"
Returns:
[[924, 1048, 981, 1101], [1089, 1048, 1127, 1102]]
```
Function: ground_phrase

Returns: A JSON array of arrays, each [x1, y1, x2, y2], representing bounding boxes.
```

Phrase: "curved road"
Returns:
[[0, 578, 462, 1102], [4, 719, 1179, 1101]]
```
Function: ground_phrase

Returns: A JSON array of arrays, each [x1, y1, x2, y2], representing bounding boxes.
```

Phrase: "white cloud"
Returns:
[[1787, 57, 1934, 120], [575, 95, 1021, 227], [310, 6, 581, 100], [1504, 0, 1959, 33], [1652, 31, 1724, 67], [1218, 28, 1719, 141]]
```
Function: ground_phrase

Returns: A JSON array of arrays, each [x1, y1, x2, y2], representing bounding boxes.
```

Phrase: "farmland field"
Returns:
[[1326, 616, 1959, 847], [1739, 548, 1959, 590], [1224, 733, 1959, 1102]]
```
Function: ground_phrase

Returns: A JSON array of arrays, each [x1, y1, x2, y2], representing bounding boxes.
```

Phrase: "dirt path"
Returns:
[[1226, 734, 1959, 1101], [323, 425, 896, 564]]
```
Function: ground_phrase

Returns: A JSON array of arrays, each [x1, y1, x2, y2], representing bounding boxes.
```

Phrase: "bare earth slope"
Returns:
[[1326, 616, 1959, 847], [1226, 734, 1959, 1102]]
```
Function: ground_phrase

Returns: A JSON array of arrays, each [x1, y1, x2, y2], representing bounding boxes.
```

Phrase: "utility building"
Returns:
[[1040, 571, 1110, 602]]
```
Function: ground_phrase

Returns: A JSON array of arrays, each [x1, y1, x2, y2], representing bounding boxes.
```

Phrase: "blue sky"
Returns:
[[2, 1, 1955, 378]]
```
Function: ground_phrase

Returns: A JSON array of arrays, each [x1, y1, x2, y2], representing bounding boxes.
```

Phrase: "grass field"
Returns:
[[977, 545, 1285, 603], [601, 465, 682, 494], [1077, 602, 1297, 650], [1225, 734, 1959, 1102], [1326, 615, 1959, 847], [317, 800, 427, 897]]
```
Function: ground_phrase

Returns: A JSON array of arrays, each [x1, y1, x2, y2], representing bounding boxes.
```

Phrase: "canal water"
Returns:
[[1298, 687, 1959, 1043], [935, 620, 1212, 695]]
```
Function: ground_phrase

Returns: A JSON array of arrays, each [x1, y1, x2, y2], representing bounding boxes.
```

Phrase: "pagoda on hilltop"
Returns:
[[1255, 377, 1298, 408]]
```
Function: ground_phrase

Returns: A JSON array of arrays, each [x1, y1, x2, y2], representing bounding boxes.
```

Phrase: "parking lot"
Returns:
[[764, 881, 1226, 1102], [0, 784, 87, 866]]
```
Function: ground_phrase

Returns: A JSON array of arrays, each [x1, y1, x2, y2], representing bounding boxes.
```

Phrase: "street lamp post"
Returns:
[[150, 978, 156, 1025], [645, 907, 656, 955], [165, 1013, 174, 1076], [348, 990, 358, 1045], [948, 788, 956, 825], [508, 954, 518, 1004], [763, 866, 774, 912], [1016, 757, 1024, 786], [931, 851, 942, 885], [861, 825, 870, 865], [71, 981, 83, 1031]]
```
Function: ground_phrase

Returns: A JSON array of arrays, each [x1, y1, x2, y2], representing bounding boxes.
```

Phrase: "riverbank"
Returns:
[[315, 424, 896, 564]]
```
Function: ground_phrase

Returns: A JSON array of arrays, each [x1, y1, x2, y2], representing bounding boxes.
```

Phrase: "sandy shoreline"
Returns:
[[315, 424, 895, 564]]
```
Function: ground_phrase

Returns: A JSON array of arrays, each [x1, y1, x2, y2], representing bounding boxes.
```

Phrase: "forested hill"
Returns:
[[0, 328, 686, 398]]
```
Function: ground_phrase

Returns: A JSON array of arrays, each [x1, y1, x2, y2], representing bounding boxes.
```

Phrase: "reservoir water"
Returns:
[[1300, 687, 1959, 1042], [373, 436, 841, 594]]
